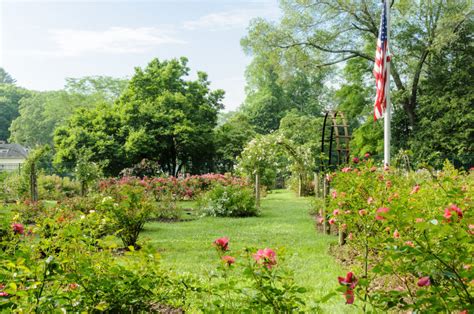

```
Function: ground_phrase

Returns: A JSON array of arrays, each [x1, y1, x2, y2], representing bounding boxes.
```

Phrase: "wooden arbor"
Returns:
[[320, 111, 351, 172]]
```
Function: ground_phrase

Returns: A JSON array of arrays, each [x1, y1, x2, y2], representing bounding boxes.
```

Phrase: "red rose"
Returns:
[[11, 223, 24, 235]]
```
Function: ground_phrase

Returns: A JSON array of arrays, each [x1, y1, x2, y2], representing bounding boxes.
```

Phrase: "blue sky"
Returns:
[[0, 0, 280, 111]]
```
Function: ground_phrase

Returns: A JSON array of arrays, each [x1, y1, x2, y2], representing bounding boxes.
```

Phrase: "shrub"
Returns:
[[198, 184, 258, 217], [99, 184, 156, 249], [0, 224, 189, 312], [38, 175, 80, 200], [202, 236, 309, 312], [154, 194, 180, 220], [323, 160, 473, 312]]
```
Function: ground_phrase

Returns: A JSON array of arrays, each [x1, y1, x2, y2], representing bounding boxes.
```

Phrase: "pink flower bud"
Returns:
[[393, 230, 400, 239]]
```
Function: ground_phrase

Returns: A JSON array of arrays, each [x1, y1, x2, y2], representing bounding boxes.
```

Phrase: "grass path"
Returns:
[[144, 190, 350, 312]]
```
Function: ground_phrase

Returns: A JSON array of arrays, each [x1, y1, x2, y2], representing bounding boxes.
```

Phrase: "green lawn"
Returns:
[[143, 189, 352, 312]]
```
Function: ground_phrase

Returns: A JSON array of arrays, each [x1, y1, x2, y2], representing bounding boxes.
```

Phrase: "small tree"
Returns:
[[75, 151, 102, 196], [21, 146, 50, 201]]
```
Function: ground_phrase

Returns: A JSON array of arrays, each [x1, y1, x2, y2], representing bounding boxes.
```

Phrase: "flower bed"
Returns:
[[99, 173, 248, 200], [321, 158, 473, 312]]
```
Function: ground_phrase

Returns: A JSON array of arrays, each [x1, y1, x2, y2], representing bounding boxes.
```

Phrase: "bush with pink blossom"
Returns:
[[322, 159, 473, 312]]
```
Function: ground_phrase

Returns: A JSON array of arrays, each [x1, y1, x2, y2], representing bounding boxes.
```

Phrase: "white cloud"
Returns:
[[183, 8, 279, 31], [45, 26, 185, 57]]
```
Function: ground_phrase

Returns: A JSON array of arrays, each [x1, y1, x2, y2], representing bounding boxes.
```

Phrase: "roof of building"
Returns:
[[0, 142, 29, 159]]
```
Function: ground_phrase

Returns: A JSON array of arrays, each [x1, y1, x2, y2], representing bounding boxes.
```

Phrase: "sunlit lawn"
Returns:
[[143, 189, 353, 312]]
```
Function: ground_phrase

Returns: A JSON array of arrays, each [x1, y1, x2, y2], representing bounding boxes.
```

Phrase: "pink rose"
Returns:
[[358, 209, 367, 216], [333, 209, 340, 216], [367, 197, 374, 205], [329, 218, 336, 225], [341, 167, 352, 173], [443, 208, 452, 220], [448, 204, 463, 218], [318, 217, 325, 224], [222, 255, 236, 266], [364, 153, 371, 158], [213, 237, 229, 251], [375, 207, 389, 220], [405, 241, 414, 247], [331, 191, 338, 199], [410, 185, 420, 194], [253, 248, 277, 269], [393, 230, 400, 239], [417, 276, 431, 287], [352, 157, 360, 164]]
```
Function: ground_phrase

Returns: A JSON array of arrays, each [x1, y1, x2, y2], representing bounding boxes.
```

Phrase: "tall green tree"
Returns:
[[55, 57, 224, 176], [214, 113, 256, 173], [241, 17, 327, 133], [243, 0, 472, 164], [409, 23, 474, 168], [9, 76, 127, 147], [0, 84, 30, 141]]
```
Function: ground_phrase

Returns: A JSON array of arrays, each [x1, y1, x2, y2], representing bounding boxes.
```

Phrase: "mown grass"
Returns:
[[143, 189, 353, 312]]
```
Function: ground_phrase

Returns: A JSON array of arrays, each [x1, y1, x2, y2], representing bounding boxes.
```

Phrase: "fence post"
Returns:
[[255, 172, 260, 208], [322, 175, 330, 234]]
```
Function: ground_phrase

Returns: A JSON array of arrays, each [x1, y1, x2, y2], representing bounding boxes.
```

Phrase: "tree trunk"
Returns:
[[30, 163, 38, 202], [298, 174, 302, 197], [255, 172, 260, 208]]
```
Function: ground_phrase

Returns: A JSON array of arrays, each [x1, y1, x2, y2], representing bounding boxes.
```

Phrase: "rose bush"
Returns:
[[198, 184, 258, 217], [99, 173, 248, 201], [323, 159, 473, 312]]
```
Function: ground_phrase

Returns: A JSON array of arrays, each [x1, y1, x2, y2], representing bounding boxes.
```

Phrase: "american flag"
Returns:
[[373, 0, 391, 121]]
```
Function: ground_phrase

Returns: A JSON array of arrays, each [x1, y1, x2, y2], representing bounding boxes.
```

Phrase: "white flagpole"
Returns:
[[384, 0, 391, 166]]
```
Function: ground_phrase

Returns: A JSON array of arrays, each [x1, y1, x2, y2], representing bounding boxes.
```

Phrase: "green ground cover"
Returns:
[[144, 189, 350, 311]]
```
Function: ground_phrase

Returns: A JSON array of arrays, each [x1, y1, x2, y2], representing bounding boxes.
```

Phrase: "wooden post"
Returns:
[[338, 228, 346, 246], [322, 176, 330, 234], [298, 173, 302, 197], [255, 172, 260, 208], [314, 172, 320, 198], [30, 162, 38, 202]]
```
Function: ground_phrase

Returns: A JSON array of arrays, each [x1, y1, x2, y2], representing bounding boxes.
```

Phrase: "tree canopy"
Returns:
[[54, 57, 224, 176]]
